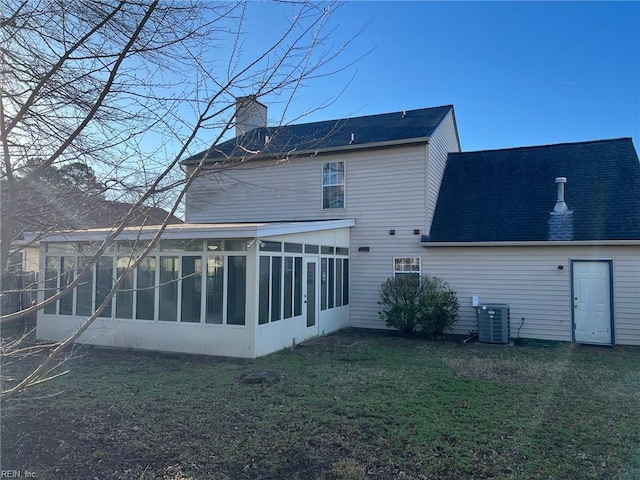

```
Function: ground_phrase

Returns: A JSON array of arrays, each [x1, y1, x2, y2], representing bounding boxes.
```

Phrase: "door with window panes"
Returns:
[[304, 259, 319, 339]]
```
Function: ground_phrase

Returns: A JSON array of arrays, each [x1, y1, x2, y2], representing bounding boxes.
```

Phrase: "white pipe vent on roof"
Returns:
[[549, 176, 573, 241], [553, 177, 569, 213]]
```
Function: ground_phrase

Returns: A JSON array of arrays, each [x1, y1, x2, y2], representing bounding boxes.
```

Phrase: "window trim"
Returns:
[[321, 161, 346, 209]]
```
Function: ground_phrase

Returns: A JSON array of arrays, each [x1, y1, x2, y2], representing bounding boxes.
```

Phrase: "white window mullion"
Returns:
[[200, 255, 207, 324], [278, 256, 284, 321], [154, 255, 160, 321], [57, 255, 62, 315], [176, 254, 183, 322], [111, 257, 117, 316], [69, 256, 80, 317], [268, 256, 273, 323], [91, 260, 97, 314], [109, 254, 115, 318], [222, 255, 229, 324], [132, 264, 138, 321]]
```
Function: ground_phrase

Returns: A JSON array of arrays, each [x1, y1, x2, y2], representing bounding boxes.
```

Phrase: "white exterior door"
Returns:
[[303, 259, 319, 340], [573, 261, 613, 345]]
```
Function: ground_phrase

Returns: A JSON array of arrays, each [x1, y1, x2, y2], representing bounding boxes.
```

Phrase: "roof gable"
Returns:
[[428, 138, 640, 242], [183, 105, 453, 164]]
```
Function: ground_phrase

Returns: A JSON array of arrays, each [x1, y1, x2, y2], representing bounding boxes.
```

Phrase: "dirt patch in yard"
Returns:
[[300, 334, 362, 347], [443, 356, 569, 387], [2, 406, 139, 479]]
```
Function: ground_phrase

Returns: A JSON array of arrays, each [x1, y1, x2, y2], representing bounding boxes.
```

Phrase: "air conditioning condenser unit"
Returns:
[[477, 304, 510, 344]]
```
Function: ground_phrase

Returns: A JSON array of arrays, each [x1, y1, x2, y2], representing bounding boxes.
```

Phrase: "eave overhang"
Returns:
[[27, 219, 357, 243], [182, 137, 431, 166]]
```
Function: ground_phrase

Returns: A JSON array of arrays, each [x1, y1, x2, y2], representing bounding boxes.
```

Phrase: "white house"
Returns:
[[34, 98, 640, 355]]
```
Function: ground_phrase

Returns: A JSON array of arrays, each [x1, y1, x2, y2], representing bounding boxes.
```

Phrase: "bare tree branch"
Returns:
[[0, 0, 364, 399]]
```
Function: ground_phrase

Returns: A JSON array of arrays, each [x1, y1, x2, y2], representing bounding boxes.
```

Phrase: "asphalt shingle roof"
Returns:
[[182, 105, 453, 164], [428, 138, 640, 242]]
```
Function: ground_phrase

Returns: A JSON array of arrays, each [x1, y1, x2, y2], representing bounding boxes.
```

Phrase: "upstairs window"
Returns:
[[322, 161, 345, 209]]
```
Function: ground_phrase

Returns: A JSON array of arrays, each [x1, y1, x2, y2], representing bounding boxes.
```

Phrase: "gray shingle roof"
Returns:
[[182, 105, 453, 164], [428, 138, 640, 242]]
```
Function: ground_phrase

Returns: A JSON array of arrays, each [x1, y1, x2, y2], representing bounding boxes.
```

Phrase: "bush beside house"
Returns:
[[379, 275, 459, 336]]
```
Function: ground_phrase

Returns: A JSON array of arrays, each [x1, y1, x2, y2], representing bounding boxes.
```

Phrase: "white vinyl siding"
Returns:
[[186, 145, 428, 224], [186, 158, 321, 223], [26, 247, 40, 273], [421, 245, 640, 346], [426, 109, 461, 232], [613, 250, 640, 344], [335, 146, 430, 330]]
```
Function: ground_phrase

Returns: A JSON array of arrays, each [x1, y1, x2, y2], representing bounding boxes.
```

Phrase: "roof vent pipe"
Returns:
[[553, 177, 569, 213]]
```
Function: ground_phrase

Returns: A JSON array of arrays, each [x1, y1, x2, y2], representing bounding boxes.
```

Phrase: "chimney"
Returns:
[[549, 176, 573, 241], [235, 95, 267, 137]]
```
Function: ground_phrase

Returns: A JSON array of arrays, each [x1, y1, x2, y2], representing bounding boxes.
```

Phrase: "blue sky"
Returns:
[[242, 1, 639, 152]]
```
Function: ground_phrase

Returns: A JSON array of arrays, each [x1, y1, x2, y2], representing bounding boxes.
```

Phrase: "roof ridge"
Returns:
[[453, 137, 633, 156], [265, 104, 454, 130]]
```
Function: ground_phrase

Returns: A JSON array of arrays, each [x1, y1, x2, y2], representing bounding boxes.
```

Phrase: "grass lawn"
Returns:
[[1, 329, 639, 479]]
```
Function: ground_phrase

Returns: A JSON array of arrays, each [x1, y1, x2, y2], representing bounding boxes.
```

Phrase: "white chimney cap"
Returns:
[[555, 177, 567, 184]]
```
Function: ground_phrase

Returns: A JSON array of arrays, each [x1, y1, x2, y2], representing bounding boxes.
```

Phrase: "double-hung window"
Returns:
[[393, 257, 421, 277], [322, 161, 345, 209]]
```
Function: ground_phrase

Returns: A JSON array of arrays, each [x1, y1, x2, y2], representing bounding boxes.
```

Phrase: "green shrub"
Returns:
[[416, 276, 459, 337], [378, 274, 422, 334], [378, 275, 459, 336]]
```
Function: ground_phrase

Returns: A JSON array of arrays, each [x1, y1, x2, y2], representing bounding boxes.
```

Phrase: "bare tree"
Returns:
[[0, 0, 362, 400]]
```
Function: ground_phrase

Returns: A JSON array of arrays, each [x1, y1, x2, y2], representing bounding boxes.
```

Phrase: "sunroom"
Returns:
[[34, 220, 354, 358]]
